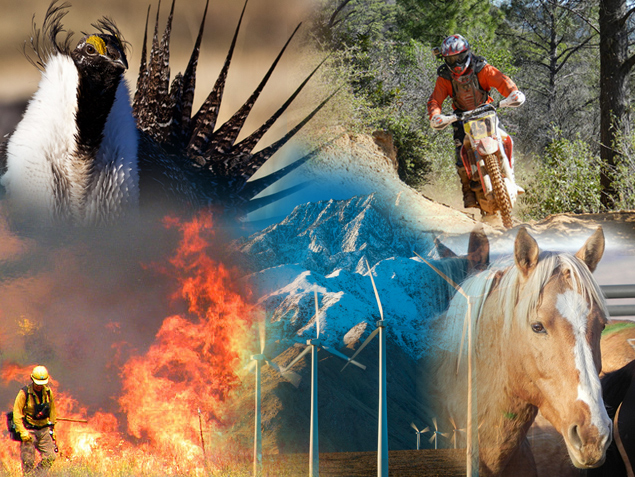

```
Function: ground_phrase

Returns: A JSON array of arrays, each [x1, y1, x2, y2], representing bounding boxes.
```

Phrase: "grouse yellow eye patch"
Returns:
[[86, 35, 107, 55]]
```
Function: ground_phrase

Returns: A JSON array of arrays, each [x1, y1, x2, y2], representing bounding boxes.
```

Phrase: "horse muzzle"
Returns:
[[565, 419, 612, 468]]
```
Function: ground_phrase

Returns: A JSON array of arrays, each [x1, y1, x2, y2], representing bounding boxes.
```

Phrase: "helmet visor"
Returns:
[[444, 51, 469, 67]]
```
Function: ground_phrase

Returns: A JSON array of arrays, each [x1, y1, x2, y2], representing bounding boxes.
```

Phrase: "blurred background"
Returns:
[[0, 0, 320, 145]]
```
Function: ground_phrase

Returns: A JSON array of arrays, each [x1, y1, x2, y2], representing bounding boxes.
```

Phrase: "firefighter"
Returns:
[[427, 34, 525, 208], [13, 365, 57, 474]]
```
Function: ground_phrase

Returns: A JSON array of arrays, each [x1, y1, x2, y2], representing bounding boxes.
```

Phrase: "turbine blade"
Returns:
[[315, 289, 320, 339], [449, 416, 457, 430], [321, 344, 366, 370], [266, 359, 301, 388], [244, 360, 257, 372], [410, 422, 419, 432], [259, 315, 266, 354], [281, 345, 311, 372], [364, 258, 383, 321], [433, 417, 438, 431], [341, 328, 379, 372], [421, 426, 430, 434], [456, 297, 470, 375], [429, 434, 436, 444]]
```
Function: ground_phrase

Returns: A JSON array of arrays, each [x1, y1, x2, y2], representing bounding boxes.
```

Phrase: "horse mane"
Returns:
[[436, 250, 609, 357]]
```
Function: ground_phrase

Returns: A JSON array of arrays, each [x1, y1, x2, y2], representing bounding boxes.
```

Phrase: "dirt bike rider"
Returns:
[[427, 34, 525, 209]]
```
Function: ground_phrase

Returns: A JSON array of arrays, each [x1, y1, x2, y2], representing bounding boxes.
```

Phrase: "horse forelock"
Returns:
[[437, 250, 608, 356], [496, 251, 608, 332]]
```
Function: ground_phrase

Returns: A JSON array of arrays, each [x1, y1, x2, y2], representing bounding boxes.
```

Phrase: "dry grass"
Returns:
[[0, 449, 468, 477]]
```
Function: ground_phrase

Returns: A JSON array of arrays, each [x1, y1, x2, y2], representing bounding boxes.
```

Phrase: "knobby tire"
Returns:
[[484, 154, 513, 229]]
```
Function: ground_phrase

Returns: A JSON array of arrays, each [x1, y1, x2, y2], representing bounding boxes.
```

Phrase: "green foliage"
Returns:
[[309, 0, 519, 189], [397, 0, 503, 46], [521, 136, 604, 218], [612, 130, 635, 210], [310, 0, 399, 50]]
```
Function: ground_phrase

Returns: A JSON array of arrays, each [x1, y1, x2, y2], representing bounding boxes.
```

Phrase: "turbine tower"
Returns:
[[449, 416, 466, 449], [247, 314, 299, 476], [342, 258, 388, 477], [428, 417, 449, 450], [282, 289, 366, 477]]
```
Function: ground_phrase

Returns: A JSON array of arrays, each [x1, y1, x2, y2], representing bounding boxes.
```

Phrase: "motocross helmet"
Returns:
[[441, 34, 471, 76]]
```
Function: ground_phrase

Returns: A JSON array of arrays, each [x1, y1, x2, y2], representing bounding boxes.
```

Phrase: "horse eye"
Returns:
[[531, 322, 546, 333]]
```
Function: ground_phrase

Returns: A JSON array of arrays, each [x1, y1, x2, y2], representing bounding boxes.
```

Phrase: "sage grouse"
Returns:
[[1, 0, 328, 225]]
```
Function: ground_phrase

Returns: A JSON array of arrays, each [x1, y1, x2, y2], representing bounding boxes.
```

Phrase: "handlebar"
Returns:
[[454, 103, 497, 122]]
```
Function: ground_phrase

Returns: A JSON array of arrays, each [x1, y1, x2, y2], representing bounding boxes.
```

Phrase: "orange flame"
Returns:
[[1, 212, 255, 474]]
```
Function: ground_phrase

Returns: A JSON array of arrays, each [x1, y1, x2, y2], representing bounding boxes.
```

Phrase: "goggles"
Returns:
[[444, 51, 469, 67]]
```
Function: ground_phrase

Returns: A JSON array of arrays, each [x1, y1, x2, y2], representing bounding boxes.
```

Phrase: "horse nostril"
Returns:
[[568, 424, 583, 450]]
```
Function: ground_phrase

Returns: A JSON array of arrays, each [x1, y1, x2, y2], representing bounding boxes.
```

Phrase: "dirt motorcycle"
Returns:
[[436, 102, 522, 229]]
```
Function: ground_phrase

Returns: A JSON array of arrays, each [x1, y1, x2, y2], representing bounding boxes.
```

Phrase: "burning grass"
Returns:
[[0, 212, 264, 476]]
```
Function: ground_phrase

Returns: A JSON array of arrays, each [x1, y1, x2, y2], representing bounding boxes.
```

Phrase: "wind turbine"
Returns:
[[282, 289, 366, 477], [414, 250, 492, 477], [342, 258, 389, 477], [247, 313, 300, 477], [449, 416, 466, 449], [410, 422, 429, 450], [428, 417, 449, 450]]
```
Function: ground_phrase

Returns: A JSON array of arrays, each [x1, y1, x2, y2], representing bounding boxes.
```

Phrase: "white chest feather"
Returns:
[[1, 54, 139, 225]]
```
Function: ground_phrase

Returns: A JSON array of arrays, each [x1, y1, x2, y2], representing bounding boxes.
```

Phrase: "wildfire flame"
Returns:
[[1, 212, 255, 474]]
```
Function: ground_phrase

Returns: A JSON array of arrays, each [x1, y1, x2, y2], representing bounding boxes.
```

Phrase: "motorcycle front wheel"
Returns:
[[484, 154, 513, 229]]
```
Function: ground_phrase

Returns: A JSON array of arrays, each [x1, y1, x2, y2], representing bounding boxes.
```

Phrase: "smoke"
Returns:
[[0, 206, 252, 430]]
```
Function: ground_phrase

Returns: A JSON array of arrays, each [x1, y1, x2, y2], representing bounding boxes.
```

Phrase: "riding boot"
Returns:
[[456, 166, 478, 208]]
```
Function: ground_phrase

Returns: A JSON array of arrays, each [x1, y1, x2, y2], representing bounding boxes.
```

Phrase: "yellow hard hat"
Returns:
[[31, 365, 49, 385]]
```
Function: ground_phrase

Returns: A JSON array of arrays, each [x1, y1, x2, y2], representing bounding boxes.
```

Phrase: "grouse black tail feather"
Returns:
[[234, 89, 338, 179], [136, 0, 176, 141], [133, 5, 151, 115], [179, 0, 209, 140], [233, 56, 329, 157], [203, 22, 303, 157], [244, 182, 311, 214], [188, 0, 249, 156], [240, 146, 323, 200], [131, 0, 332, 216]]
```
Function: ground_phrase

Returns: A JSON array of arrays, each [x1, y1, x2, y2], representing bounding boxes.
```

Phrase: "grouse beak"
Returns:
[[106, 44, 128, 71], [116, 56, 129, 70]]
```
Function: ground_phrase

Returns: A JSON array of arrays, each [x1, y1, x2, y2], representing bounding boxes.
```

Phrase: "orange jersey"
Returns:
[[427, 64, 518, 119]]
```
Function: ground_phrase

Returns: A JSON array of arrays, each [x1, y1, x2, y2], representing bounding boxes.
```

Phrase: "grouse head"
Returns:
[[72, 33, 128, 79], [72, 18, 129, 99]]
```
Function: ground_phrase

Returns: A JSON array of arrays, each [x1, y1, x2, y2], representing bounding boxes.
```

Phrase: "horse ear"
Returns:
[[434, 237, 457, 258], [514, 227, 539, 278], [575, 227, 605, 273], [467, 225, 489, 273]]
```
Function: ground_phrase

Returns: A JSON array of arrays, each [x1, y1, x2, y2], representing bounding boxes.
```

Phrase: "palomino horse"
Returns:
[[429, 226, 612, 476], [600, 321, 635, 375]]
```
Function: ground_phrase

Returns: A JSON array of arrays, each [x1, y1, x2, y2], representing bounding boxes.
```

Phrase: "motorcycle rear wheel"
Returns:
[[484, 154, 513, 229]]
